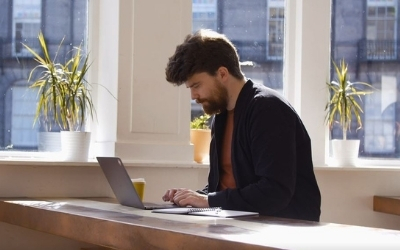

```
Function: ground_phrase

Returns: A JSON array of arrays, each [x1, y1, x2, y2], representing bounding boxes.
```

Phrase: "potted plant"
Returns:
[[325, 59, 374, 166], [190, 113, 211, 163], [23, 31, 94, 161]]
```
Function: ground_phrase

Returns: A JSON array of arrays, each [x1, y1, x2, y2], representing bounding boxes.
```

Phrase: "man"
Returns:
[[163, 29, 321, 222]]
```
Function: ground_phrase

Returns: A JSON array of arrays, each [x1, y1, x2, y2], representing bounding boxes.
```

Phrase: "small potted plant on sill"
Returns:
[[190, 113, 211, 163], [325, 58, 374, 166], [23, 31, 94, 161]]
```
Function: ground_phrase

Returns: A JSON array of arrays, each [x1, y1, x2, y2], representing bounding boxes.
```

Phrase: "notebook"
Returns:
[[96, 156, 177, 210], [152, 207, 259, 218]]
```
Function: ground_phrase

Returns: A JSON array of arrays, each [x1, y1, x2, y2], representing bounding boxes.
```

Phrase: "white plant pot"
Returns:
[[331, 139, 360, 167], [60, 131, 91, 162], [38, 132, 61, 152]]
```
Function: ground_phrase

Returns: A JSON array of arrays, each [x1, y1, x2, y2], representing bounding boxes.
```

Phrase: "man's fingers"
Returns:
[[162, 189, 179, 201]]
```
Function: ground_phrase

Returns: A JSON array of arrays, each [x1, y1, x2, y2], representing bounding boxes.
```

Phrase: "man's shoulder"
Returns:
[[243, 79, 284, 99]]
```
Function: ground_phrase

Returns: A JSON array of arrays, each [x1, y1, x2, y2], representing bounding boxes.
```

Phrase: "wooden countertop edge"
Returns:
[[0, 200, 274, 250]]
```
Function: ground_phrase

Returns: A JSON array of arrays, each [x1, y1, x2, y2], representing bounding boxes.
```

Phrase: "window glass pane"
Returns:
[[0, 0, 88, 151], [278, 8, 284, 18], [331, 0, 400, 159], [191, 0, 285, 118], [368, 6, 376, 17], [387, 20, 395, 38], [388, 6, 396, 17], [270, 8, 277, 18], [377, 6, 387, 17]]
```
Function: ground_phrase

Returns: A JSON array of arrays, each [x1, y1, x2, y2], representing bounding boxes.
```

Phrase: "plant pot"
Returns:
[[60, 131, 91, 162], [190, 129, 211, 163], [331, 139, 360, 167], [37, 132, 61, 152]]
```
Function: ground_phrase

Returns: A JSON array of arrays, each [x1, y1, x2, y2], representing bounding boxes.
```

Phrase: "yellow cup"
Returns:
[[131, 178, 146, 201]]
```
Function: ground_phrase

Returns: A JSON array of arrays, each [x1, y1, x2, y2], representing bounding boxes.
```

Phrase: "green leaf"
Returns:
[[23, 31, 98, 131], [190, 113, 211, 129], [325, 58, 376, 134]]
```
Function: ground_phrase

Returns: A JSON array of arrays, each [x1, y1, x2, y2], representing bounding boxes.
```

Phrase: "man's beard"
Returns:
[[198, 79, 228, 115]]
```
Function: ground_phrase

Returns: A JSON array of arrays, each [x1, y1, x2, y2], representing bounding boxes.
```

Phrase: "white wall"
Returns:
[[315, 167, 400, 229]]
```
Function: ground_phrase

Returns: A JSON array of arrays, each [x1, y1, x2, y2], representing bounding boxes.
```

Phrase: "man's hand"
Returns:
[[162, 188, 209, 208]]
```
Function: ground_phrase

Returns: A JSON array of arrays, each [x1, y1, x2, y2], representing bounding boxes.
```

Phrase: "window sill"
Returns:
[[0, 156, 210, 169], [319, 157, 400, 171], [1, 153, 400, 171], [315, 165, 400, 171]]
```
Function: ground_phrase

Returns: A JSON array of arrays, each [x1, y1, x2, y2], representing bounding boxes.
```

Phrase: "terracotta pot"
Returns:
[[190, 129, 211, 163]]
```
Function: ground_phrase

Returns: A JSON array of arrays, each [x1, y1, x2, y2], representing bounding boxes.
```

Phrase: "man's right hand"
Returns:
[[162, 188, 179, 202], [162, 188, 209, 208]]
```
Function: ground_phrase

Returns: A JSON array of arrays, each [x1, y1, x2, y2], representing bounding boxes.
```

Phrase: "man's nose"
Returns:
[[190, 89, 198, 100]]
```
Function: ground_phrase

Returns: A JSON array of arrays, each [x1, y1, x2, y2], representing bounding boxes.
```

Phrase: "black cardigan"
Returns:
[[201, 79, 321, 222]]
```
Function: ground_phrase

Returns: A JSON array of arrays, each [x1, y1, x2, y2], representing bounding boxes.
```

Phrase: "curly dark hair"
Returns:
[[165, 29, 244, 86]]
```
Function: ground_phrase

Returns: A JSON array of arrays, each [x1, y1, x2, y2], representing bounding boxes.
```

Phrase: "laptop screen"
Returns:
[[97, 157, 145, 209]]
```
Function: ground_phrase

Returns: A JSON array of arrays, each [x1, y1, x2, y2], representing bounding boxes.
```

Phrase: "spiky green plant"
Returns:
[[23, 31, 95, 131], [190, 113, 211, 129], [325, 59, 374, 140]]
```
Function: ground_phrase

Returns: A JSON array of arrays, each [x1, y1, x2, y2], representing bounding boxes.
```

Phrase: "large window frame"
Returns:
[[1, 0, 400, 168]]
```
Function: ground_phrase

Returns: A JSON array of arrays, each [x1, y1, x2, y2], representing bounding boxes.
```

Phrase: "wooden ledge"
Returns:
[[373, 196, 400, 216]]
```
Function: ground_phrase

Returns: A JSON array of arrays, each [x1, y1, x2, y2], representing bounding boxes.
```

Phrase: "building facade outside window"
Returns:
[[12, 0, 41, 57], [192, 0, 218, 32], [365, 0, 397, 60], [267, 0, 284, 60]]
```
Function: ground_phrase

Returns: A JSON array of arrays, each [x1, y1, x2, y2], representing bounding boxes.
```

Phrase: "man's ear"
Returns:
[[217, 67, 229, 81]]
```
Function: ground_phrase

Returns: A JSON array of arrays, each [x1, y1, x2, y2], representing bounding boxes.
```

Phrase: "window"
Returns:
[[12, 0, 41, 57], [331, 0, 400, 159], [267, 0, 285, 60], [365, 0, 397, 60], [191, 0, 285, 118], [192, 0, 218, 32], [0, 0, 88, 152], [9, 83, 38, 149]]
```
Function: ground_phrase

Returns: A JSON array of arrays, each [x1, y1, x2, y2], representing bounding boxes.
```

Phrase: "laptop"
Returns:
[[97, 156, 177, 210]]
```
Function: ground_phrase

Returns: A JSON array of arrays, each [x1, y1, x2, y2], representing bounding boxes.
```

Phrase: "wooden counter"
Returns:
[[373, 196, 400, 216], [1, 197, 400, 250]]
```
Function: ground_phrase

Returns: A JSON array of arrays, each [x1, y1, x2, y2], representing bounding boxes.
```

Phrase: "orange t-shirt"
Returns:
[[219, 109, 236, 190]]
